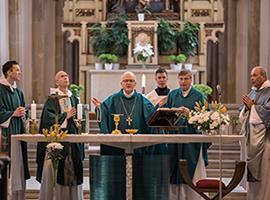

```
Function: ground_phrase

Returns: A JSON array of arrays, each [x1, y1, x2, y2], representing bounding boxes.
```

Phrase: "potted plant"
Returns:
[[90, 26, 113, 69], [177, 21, 200, 70], [135, 0, 151, 21], [133, 43, 154, 68], [109, 14, 130, 69], [157, 18, 177, 55], [70, 84, 84, 103], [193, 84, 213, 99], [168, 54, 187, 70], [98, 53, 118, 70]]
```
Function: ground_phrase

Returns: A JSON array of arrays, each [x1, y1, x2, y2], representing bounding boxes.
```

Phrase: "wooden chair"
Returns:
[[179, 159, 246, 200]]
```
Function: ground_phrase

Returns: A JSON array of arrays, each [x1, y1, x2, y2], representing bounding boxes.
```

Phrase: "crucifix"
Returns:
[[126, 116, 133, 126]]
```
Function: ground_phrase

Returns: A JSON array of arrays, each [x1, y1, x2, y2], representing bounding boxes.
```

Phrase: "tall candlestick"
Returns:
[[142, 74, 146, 88], [77, 103, 83, 120], [31, 100, 37, 120]]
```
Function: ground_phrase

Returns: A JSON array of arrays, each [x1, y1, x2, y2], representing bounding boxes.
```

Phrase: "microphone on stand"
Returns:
[[216, 84, 223, 199], [216, 84, 222, 103]]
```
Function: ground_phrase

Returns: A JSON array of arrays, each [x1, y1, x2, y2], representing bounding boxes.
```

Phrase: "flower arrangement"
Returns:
[[135, 0, 151, 14], [42, 123, 67, 187], [133, 43, 154, 68], [188, 100, 230, 134]]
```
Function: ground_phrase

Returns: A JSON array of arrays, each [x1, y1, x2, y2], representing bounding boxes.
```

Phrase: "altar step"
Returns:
[[25, 177, 90, 200], [24, 177, 246, 200]]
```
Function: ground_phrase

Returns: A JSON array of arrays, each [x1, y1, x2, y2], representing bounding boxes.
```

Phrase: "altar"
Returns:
[[11, 133, 246, 200]]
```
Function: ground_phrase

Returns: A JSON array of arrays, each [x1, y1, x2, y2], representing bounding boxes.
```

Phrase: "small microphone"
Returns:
[[216, 84, 222, 102], [216, 84, 222, 96]]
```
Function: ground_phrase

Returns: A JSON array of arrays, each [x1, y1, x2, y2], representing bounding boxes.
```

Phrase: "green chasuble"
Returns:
[[165, 87, 210, 184], [0, 82, 30, 180], [36, 94, 85, 186], [99, 89, 161, 155]]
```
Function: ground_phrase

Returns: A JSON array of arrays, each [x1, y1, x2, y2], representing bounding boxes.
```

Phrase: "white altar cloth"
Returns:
[[11, 133, 247, 198]]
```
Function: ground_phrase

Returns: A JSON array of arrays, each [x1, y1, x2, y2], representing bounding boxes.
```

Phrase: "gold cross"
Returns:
[[126, 116, 132, 126]]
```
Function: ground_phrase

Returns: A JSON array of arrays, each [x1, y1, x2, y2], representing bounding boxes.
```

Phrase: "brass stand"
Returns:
[[29, 119, 38, 134], [75, 119, 83, 134], [112, 114, 123, 134]]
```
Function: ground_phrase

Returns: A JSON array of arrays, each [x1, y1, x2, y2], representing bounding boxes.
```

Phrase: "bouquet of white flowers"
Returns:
[[133, 43, 154, 68], [188, 100, 230, 134], [43, 123, 67, 188]]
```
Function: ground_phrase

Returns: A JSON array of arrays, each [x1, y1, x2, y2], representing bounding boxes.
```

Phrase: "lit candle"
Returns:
[[142, 74, 146, 88], [77, 104, 83, 120], [31, 100, 37, 120]]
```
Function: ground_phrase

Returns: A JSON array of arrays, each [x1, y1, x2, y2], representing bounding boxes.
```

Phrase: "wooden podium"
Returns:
[[148, 108, 186, 132]]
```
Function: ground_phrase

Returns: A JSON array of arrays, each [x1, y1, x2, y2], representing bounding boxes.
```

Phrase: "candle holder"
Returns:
[[29, 119, 38, 134], [75, 119, 85, 134], [111, 114, 123, 134], [142, 86, 145, 95]]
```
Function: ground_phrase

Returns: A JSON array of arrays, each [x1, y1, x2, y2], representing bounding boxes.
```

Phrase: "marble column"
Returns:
[[260, 0, 270, 71], [7, 0, 33, 102], [248, 0, 260, 73], [223, 0, 237, 103], [32, 0, 57, 103], [8, 0, 20, 61], [55, 0, 65, 72], [19, 0, 33, 102], [0, 0, 9, 68], [235, 0, 249, 103]]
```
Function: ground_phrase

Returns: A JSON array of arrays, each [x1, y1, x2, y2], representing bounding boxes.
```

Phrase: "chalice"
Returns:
[[111, 114, 123, 134]]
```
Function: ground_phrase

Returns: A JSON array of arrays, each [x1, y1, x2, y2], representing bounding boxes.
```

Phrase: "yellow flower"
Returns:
[[220, 105, 227, 113], [50, 131, 56, 138], [60, 130, 68, 139]]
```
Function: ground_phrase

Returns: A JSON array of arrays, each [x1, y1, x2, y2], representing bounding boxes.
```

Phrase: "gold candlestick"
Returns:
[[111, 114, 123, 134], [29, 119, 38, 134], [75, 119, 83, 134]]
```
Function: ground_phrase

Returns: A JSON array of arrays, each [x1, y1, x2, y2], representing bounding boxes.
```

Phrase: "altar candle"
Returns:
[[31, 100, 37, 120], [77, 104, 83, 120], [142, 74, 146, 88]]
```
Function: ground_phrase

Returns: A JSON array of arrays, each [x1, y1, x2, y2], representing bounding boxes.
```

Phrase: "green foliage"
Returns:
[[193, 84, 213, 97], [177, 21, 200, 58], [90, 15, 130, 58], [157, 18, 177, 54], [90, 26, 113, 56], [98, 53, 118, 63], [109, 15, 130, 57], [168, 54, 187, 63], [70, 84, 84, 98], [135, 3, 151, 14]]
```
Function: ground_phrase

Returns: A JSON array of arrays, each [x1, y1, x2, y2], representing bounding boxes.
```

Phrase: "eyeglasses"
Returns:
[[122, 80, 135, 83]]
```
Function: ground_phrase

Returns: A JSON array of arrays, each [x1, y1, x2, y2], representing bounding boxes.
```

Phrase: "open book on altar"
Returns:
[[148, 107, 186, 128]]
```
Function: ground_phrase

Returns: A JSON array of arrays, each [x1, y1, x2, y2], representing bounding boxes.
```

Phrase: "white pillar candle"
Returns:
[[141, 74, 146, 88], [31, 100, 36, 120], [77, 103, 83, 120]]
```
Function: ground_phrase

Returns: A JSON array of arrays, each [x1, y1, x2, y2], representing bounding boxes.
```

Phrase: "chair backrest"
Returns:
[[179, 159, 246, 200]]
